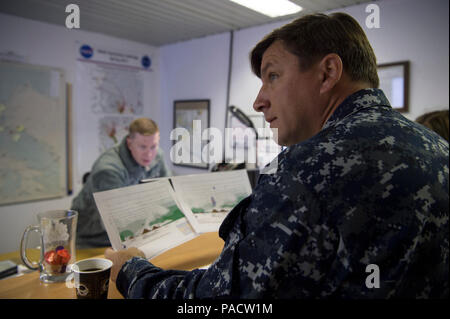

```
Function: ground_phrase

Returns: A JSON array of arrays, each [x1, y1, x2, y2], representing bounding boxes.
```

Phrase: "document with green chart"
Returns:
[[93, 170, 252, 258], [170, 170, 252, 233]]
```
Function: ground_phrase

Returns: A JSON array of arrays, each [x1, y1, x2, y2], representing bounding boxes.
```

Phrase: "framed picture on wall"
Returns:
[[377, 61, 410, 113], [172, 99, 210, 169]]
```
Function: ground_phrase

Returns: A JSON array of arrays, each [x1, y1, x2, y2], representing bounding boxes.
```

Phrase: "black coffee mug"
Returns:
[[71, 258, 112, 299]]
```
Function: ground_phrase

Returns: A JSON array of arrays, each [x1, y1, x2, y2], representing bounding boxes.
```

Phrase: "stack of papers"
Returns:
[[94, 170, 252, 259]]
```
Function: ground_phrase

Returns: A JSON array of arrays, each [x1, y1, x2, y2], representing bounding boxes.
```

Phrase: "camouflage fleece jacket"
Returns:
[[71, 136, 171, 248], [116, 89, 449, 299]]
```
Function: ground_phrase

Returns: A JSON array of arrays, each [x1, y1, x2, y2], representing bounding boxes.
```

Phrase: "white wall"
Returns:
[[160, 32, 231, 176], [0, 0, 448, 254], [0, 13, 160, 254], [340, 0, 449, 120]]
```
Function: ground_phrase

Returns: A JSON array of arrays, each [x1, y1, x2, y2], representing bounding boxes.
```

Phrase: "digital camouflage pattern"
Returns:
[[116, 89, 449, 298], [72, 136, 171, 248]]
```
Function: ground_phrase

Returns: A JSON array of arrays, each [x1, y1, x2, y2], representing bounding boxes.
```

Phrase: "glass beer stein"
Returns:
[[20, 210, 78, 283]]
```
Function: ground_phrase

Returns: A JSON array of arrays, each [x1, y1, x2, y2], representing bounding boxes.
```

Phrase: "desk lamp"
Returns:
[[228, 106, 259, 168]]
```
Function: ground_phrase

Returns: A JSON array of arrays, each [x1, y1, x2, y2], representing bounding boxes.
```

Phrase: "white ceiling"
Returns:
[[0, 0, 373, 46]]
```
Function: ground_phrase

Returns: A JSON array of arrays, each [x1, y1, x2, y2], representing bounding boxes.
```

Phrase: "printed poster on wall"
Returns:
[[75, 43, 155, 182]]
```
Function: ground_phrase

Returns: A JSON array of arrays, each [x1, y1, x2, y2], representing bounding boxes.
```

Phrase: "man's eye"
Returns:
[[269, 73, 278, 81]]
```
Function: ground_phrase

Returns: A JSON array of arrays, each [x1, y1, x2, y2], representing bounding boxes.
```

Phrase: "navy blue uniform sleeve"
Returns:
[[116, 257, 207, 299]]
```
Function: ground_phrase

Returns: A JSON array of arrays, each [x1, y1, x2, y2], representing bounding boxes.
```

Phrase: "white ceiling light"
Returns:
[[229, 0, 302, 18]]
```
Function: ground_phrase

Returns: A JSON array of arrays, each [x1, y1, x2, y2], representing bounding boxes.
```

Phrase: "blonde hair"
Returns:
[[128, 118, 159, 138], [416, 110, 449, 142]]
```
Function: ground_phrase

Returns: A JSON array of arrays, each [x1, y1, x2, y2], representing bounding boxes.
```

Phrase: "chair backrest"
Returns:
[[82, 172, 91, 184]]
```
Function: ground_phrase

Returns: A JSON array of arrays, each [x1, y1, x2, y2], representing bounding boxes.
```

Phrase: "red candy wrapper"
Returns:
[[44, 247, 71, 273]]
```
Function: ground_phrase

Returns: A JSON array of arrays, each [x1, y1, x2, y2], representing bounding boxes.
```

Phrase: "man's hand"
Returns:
[[104, 247, 146, 282]]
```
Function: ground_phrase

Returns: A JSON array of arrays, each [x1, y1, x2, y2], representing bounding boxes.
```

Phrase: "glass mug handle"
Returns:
[[20, 225, 44, 270]]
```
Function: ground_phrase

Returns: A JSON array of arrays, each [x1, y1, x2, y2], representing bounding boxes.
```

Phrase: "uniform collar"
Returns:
[[322, 88, 391, 130], [278, 88, 391, 160]]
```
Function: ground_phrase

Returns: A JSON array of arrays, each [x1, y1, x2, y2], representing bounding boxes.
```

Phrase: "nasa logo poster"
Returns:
[[79, 44, 93, 59], [141, 55, 151, 69]]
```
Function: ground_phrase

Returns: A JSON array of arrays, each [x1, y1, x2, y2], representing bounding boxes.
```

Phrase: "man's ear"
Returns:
[[126, 136, 132, 149], [318, 53, 343, 94]]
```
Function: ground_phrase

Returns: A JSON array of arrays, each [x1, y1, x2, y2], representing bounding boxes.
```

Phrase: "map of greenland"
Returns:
[[0, 63, 66, 205], [81, 62, 144, 115]]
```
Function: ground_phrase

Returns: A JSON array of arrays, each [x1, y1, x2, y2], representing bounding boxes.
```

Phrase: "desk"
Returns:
[[0, 232, 224, 299]]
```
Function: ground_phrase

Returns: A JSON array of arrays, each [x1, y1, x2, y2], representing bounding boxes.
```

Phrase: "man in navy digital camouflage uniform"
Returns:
[[105, 13, 449, 298]]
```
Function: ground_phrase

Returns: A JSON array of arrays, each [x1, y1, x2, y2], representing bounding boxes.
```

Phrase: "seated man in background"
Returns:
[[106, 13, 448, 298], [72, 118, 171, 248]]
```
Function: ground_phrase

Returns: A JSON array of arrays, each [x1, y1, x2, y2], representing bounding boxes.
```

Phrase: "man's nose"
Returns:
[[253, 87, 269, 112], [144, 149, 155, 157]]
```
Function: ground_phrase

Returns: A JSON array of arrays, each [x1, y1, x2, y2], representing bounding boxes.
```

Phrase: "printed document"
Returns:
[[94, 170, 252, 258], [171, 170, 252, 233]]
